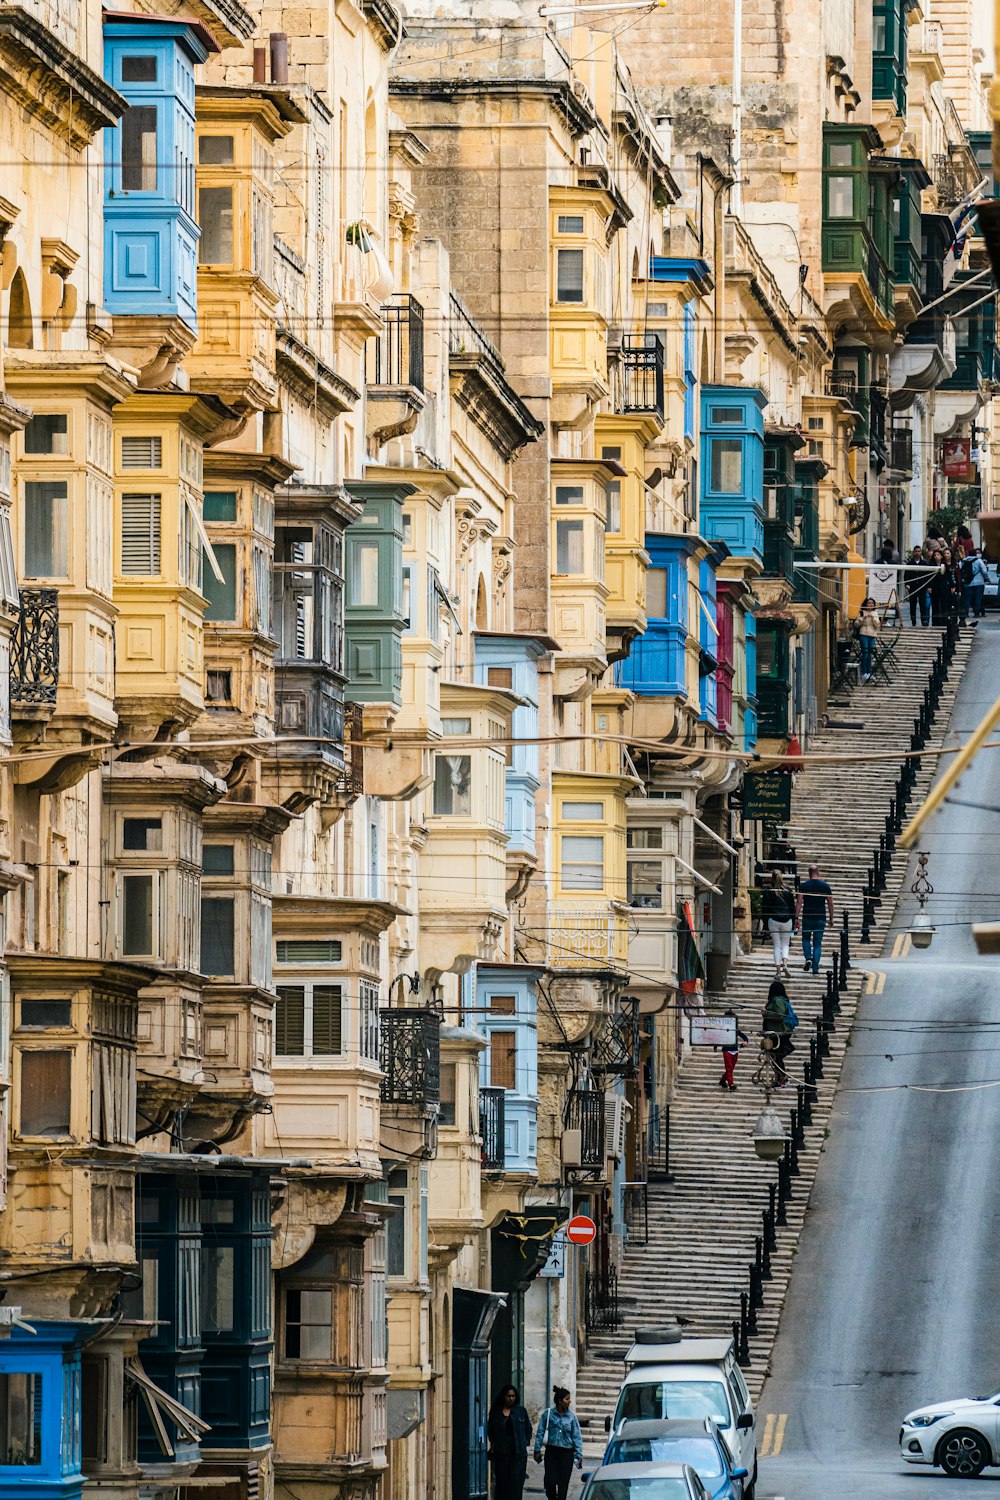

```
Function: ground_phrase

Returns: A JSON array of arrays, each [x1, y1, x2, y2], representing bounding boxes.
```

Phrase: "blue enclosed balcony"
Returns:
[[697, 553, 719, 728], [699, 387, 766, 566], [476, 965, 539, 1175], [618, 535, 697, 699], [744, 613, 758, 752], [103, 16, 217, 329], [0, 1322, 95, 1499], [473, 633, 547, 859]]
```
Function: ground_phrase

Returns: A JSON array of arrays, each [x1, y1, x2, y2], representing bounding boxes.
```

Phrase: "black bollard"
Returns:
[[765, 1190, 778, 1250], [798, 1080, 812, 1129], [737, 1300, 750, 1366], [760, 1217, 773, 1280], [749, 1257, 763, 1313], [860, 894, 872, 944], [831, 952, 840, 996], [782, 1140, 795, 1199]]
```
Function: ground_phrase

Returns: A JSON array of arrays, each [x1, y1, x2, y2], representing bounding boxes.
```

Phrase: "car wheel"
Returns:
[[937, 1428, 990, 1477], [743, 1459, 757, 1500]]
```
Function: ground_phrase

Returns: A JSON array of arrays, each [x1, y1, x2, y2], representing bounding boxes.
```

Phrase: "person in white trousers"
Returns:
[[762, 868, 797, 978]]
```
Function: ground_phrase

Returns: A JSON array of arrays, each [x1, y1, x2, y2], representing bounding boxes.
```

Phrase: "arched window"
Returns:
[[476, 573, 488, 629], [8, 269, 32, 349]]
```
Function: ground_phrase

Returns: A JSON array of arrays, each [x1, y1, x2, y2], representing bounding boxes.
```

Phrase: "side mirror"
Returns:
[[604, 1415, 612, 1433], [581, 1473, 591, 1484], [736, 1413, 754, 1431], [732, 1468, 748, 1479]]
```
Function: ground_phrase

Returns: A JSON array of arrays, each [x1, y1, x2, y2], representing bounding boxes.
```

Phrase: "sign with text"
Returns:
[[539, 1234, 566, 1278], [741, 771, 792, 822], [867, 567, 898, 608], [689, 1013, 738, 1048], [942, 437, 971, 479]]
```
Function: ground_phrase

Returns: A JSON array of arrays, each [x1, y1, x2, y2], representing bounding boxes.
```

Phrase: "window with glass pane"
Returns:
[[438, 1063, 456, 1125], [123, 817, 161, 852], [20, 999, 71, 1027], [433, 754, 472, 815], [562, 801, 604, 820], [555, 485, 584, 506], [201, 1245, 235, 1334], [121, 54, 156, 82], [201, 896, 235, 976], [606, 482, 621, 533], [556, 248, 584, 302], [401, 566, 413, 631], [555, 519, 584, 575], [756, 631, 777, 676], [557, 215, 584, 233], [561, 834, 604, 890], [204, 490, 238, 522], [122, 873, 155, 956], [122, 104, 158, 191], [710, 407, 743, 425], [199, 135, 234, 165], [828, 142, 854, 168], [490, 1030, 516, 1090], [199, 186, 234, 264], [203, 844, 235, 876], [828, 175, 854, 218], [23, 480, 68, 577], [352, 539, 380, 607], [23, 413, 68, 455], [203, 542, 237, 621], [627, 826, 663, 849], [628, 859, 663, 908], [646, 568, 668, 618], [710, 439, 743, 494], [285, 1287, 333, 1359], [0, 1372, 42, 1465], [19, 1049, 71, 1136]]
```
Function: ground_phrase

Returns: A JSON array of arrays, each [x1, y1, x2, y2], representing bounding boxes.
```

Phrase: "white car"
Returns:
[[900, 1392, 1000, 1477]]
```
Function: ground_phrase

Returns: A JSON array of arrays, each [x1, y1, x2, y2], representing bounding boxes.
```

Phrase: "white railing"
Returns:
[[546, 904, 630, 969]]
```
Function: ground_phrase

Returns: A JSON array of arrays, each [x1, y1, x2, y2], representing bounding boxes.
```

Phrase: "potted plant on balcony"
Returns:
[[345, 217, 394, 301]]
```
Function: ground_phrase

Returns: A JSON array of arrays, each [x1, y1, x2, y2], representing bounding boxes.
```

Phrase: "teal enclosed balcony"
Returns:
[[872, 0, 911, 116], [755, 622, 790, 739], [344, 479, 415, 705]]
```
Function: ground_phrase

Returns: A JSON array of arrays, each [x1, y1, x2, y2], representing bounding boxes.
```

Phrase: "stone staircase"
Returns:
[[575, 623, 972, 1445]]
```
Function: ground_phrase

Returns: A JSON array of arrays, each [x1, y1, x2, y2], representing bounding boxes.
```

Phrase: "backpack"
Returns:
[[784, 998, 799, 1029], [962, 557, 975, 585]]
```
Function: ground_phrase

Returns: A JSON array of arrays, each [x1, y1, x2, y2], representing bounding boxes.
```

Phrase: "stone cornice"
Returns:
[[276, 328, 360, 419], [362, 0, 403, 51], [449, 352, 543, 462], [0, 8, 127, 151], [390, 76, 598, 140]]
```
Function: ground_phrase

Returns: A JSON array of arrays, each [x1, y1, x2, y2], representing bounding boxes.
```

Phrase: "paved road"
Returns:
[[758, 618, 1000, 1498]]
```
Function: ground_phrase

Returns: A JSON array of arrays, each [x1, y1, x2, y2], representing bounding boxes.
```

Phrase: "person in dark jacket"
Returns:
[[488, 1384, 532, 1500], [762, 979, 797, 1082], [761, 869, 797, 977]]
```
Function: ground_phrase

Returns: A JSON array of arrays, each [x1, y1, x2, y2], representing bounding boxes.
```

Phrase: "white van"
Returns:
[[605, 1333, 758, 1498]]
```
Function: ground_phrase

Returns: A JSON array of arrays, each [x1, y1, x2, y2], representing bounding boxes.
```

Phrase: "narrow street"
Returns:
[[758, 617, 1000, 1499]]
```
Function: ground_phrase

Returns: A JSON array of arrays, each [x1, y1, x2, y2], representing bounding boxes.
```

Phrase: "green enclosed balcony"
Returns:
[[344, 478, 415, 705], [762, 431, 801, 583], [872, 0, 911, 116], [892, 159, 929, 319], [792, 460, 822, 608], [822, 125, 897, 330], [941, 281, 996, 393]]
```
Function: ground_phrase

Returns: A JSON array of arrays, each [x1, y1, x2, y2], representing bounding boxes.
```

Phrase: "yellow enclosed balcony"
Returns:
[[549, 187, 613, 426], [550, 458, 613, 691], [419, 682, 516, 976], [546, 772, 631, 973], [189, 85, 305, 410], [595, 415, 661, 653], [112, 393, 220, 733]]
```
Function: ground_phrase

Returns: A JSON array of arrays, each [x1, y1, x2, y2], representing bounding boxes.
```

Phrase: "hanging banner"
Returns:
[[741, 771, 792, 822], [942, 438, 971, 479], [689, 1013, 738, 1048], [867, 567, 898, 607]]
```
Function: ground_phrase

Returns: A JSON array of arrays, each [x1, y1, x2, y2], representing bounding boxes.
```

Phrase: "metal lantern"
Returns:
[[909, 852, 935, 949]]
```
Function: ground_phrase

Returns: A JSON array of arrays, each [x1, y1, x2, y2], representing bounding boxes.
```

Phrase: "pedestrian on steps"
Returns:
[[719, 1008, 750, 1091], [762, 979, 798, 1083], [534, 1387, 583, 1500], [855, 598, 880, 682], [762, 869, 797, 977], [795, 863, 834, 974], [488, 1384, 532, 1500]]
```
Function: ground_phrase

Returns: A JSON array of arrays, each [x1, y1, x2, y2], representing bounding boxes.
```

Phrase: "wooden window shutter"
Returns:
[[275, 986, 305, 1055], [121, 493, 161, 574], [490, 1030, 516, 1090], [311, 985, 342, 1055]]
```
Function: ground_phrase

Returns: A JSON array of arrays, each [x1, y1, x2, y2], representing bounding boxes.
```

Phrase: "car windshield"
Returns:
[[617, 1382, 731, 1428], [607, 1438, 724, 1477], [588, 1482, 692, 1500]]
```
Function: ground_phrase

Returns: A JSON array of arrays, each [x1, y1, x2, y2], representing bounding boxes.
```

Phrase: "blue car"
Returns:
[[602, 1418, 749, 1500]]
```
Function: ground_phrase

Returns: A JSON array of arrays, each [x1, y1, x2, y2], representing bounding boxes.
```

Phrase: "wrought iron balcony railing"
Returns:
[[379, 1007, 440, 1107], [585, 1264, 621, 1333], [591, 1007, 640, 1076], [616, 335, 664, 417], [824, 370, 857, 400], [479, 1086, 506, 1171], [11, 587, 59, 706], [890, 428, 913, 474], [566, 1088, 606, 1170], [368, 294, 424, 390]]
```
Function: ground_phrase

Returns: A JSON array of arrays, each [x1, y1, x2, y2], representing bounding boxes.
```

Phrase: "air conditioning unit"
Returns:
[[605, 1096, 628, 1162], [562, 1129, 583, 1169]]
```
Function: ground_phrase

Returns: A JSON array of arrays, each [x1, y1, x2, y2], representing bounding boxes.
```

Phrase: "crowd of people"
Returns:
[[893, 522, 991, 628]]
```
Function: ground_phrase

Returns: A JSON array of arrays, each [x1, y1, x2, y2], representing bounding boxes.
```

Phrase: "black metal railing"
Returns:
[[368, 294, 425, 390], [449, 291, 505, 379], [591, 1008, 640, 1075], [616, 335, 664, 417], [567, 1089, 605, 1170], [890, 428, 913, 473], [338, 699, 364, 798], [11, 586, 59, 706], [379, 1007, 440, 1106], [479, 1086, 506, 1171], [647, 1103, 671, 1182], [825, 370, 857, 400], [585, 1264, 621, 1333]]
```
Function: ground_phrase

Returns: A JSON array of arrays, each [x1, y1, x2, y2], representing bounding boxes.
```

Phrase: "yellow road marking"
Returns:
[[891, 931, 905, 959], [875, 969, 886, 994], [772, 1412, 788, 1457], [898, 932, 911, 960], [760, 1413, 776, 1457]]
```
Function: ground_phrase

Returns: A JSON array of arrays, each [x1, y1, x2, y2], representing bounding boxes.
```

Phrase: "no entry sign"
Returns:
[[566, 1214, 597, 1246]]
